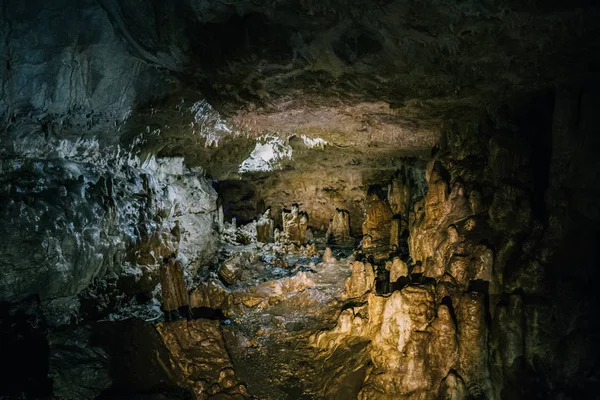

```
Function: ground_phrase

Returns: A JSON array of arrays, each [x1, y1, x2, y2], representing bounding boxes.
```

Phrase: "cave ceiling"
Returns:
[[94, 0, 599, 178], [3, 0, 600, 178]]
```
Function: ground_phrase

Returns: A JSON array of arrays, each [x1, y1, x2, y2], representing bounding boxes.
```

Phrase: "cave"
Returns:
[[1, 1, 599, 399]]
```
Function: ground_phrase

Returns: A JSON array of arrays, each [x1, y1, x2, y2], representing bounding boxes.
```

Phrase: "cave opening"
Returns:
[[1, 1, 600, 399]]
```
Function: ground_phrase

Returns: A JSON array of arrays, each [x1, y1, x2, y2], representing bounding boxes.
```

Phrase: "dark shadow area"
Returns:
[[0, 298, 52, 398]]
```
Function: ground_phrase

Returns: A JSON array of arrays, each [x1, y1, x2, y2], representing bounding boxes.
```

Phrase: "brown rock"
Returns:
[[437, 371, 466, 400], [189, 279, 232, 312], [456, 292, 492, 397], [362, 193, 393, 248], [388, 257, 409, 283], [256, 208, 274, 243], [322, 247, 335, 264], [155, 320, 248, 398], [282, 204, 309, 244], [387, 167, 411, 216], [218, 255, 245, 285], [344, 261, 375, 298], [160, 257, 190, 313], [326, 208, 352, 245]]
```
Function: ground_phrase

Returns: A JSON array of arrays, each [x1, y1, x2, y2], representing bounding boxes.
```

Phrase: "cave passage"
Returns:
[[1, 1, 599, 399]]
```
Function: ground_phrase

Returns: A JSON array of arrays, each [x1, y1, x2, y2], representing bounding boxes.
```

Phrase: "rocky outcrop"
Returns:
[[159, 257, 190, 319], [344, 261, 376, 298], [327, 208, 352, 245], [386, 257, 409, 283], [155, 320, 249, 399], [256, 208, 275, 243], [362, 193, 393, 248], [281, 204, 309, 244], [218, 255, 246, 286], [0, 146, 219, 311]]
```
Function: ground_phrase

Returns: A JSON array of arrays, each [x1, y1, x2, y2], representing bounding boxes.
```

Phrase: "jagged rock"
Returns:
[[282, 204, 309, 244], [327, 209, 352, 245], [344, 261, 375, 298], [362, 193, 393, 248], [361, 285, 436, 397], [160, 257, 190, 316], [427, 304, 459, 385], [456, 292, 492, 398], [388, 167, 411, 216], [387, 257, 409, 283], [189, 279, 233, 312], [409, 162, 473, 277], [303, 243, 319, 258], [218, 255, 245, 285], [155, 320, 249, 399], [389, 217, 402, 248], [256, 208, 274, 243]]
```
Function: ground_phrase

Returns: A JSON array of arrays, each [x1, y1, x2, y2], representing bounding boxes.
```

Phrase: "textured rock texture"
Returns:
[[1, 0, 599, 398], [0, 144, 219, 308], [311, 83, 600, 399], [326, 208, 352, 245]]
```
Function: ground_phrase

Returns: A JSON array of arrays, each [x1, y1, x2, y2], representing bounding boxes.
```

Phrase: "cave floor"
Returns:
[[219, 249, 355, 399]]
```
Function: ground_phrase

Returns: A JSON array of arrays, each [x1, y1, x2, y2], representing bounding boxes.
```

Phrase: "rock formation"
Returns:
[[326, 208, 352, 245], [281, 204, 309, 244], [362, 193, 394, 248], [387, 257, 409, 283], [218, 255, 245, 285], [160, 256, 191, 320], [388, 167, 411, 217], [1, 1, 599, 399], [256, 208, 275, 243], [344, 261, 376, 298]]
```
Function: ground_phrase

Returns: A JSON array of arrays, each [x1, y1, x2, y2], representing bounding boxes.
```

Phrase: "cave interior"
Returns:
[[0, 1, 599, 399]]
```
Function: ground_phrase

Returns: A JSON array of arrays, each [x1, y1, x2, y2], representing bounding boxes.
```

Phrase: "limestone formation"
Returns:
[[326, 209, 352, 245], [256, 208, 275, 243], [160, 257, 190, 318], [282, 204, 309, 244], [344, 261, 375, 298], [362, 193, 393, 248], [155, 320, 249, 399], [388, 167, 411, 217], [218, 255, 245, 285], [408, 163, 472, 275], [189, 280, 233, 312], [322, 247, 335, 264], [2, 2, 599, 398], [387, 257, 409, 283], [389, 217, 402, 249]]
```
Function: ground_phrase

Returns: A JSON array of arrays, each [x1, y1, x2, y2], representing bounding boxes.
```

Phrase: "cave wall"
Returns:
[[312, 81, 600, 399], [219, 166, 427, 235]]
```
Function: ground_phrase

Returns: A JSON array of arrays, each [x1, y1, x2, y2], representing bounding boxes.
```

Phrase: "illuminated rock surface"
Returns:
[[1, 1, 600, 399]]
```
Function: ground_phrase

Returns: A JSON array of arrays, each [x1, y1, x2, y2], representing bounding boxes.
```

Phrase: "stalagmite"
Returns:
[[282, 204, 309, 244], [326, 209, 352, 245], [322, 247, 335, 264], [344, 261, 375, 297], [256, 208, 275, 243], [387, 166, 411, 217], [362, 193, 393, 248]]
